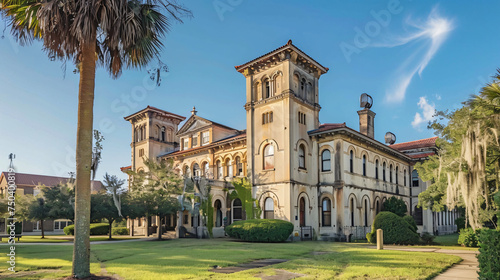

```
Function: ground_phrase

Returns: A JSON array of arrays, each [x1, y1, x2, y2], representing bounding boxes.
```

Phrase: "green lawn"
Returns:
[[0, 239, 460, 279], [434, 233, 459, 246], [0, 235, 138, 243]]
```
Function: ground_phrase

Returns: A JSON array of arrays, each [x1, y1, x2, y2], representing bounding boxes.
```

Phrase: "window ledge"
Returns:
[[263, 168, 275, 172]]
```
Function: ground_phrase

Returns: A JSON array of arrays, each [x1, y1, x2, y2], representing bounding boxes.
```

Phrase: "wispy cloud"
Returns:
[[412, 97, 436, 129], [378, 7, 454, 103]]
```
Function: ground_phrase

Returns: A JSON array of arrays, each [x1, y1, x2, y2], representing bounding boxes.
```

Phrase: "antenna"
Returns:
[[8, 153, 15, 169], [360, 93, 373, 109], [385, 132, 396, 145]]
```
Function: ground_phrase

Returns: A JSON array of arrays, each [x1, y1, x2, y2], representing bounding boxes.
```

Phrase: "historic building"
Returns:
[[123, 40, 457, 239], [0, 172, 103, 233]]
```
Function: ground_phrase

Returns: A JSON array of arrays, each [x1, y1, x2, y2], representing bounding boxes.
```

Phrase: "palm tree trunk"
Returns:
[[72, 37, 97, 279]]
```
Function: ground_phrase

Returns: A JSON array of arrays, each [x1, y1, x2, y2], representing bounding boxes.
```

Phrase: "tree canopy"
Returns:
[[415, 70, 500, 229]]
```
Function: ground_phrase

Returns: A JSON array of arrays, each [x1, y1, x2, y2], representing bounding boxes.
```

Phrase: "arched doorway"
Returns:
[[299, 197, 306, 227], [214, 200, 222, 227]]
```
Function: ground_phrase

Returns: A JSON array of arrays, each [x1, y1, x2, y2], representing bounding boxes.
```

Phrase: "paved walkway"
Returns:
[[380, 246, 479, 280]]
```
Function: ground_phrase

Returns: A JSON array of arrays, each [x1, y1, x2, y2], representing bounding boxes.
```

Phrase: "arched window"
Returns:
[[216, 160, 222, 179], [321, 150, 331, 172], [184, 166, 191, 178], [395, 166, 399, 184], [404, 169, 407, 186], [383, 162, 386, 181], [300, 78, 306, 98], [322, 198, 331, 227], [364, 199, 368, 227], [350, 198, 355, 227], [298, 144, 306, 169], [389, 164, 393, 183], [161, 126, 166, 142], [349, 150, 354, 173], [193, 163, 200, 177], [299, 197, 306, 227], [375, 159, 379, 179], [362, 155, 367, 176], [264, 78, 270, 98], [376, 200, 380, 214], [235, 156, 242, 176], [412, 170, 419, 187], [167, 128, 173, 142], [225, 158, 232, 178], [215, 200, 222, 227], [232, 199, 242, 221], [264, 144, 274, 170], [264, 197, 274, 219]]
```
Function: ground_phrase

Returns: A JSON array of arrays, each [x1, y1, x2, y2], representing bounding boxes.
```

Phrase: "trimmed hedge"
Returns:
[[458, 228, 479, 247], [63, 223, 109, 236], [366, 212, 420, 245], [420, 232, 436, 245], [225, 219, 293, 242], [112, 227, 129, 235], [478, 229, 500, 279], [403, 215, 418, 232]]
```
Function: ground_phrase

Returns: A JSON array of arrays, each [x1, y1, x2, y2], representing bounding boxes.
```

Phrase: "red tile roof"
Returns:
[[0, 172, 103, 192], [409, 152, 436, 159], [124, 105, 186, 121], [235, 40, 329, 73], [120, 166, 132, 172], [389, 137, 438, 151]]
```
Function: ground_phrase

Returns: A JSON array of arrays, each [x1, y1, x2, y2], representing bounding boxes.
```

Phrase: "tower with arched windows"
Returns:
[[124, 106, 186, 174], [235, 39, 329, 224]]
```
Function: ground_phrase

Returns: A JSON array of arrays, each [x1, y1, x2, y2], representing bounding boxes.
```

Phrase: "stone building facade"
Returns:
[[123, 41, 457, 238]]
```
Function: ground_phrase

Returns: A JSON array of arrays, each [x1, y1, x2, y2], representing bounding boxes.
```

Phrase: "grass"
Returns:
[[0, 235, 137, 243], [434, 233, 459, 246], [0, 239, 461, 279]]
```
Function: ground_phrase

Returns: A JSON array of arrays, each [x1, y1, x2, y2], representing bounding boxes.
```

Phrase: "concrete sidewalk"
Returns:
[[380, 246, 479, 280]]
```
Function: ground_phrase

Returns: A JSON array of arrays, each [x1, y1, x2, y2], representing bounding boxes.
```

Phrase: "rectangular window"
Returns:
[[183, 139, 189, 150], [192, 136, 198, 147], [183, 213, 189, 224], [54, 222, 60, 230], [202, 131, 209, 144]]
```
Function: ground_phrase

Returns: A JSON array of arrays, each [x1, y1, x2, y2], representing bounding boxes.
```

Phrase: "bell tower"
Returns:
[[235, 40, 329, 185], [124, 106, 186, 172]]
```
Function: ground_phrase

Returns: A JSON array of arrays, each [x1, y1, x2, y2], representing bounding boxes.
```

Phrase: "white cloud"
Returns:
[[377, 7, 454, 103], [412, 96, 436, 129]]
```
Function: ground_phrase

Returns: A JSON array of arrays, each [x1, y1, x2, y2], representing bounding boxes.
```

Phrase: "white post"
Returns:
[[377, 229, 383, 250]]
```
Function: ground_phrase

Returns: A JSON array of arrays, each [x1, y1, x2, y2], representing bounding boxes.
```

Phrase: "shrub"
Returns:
[[477, 229, 500, 279], [458, 228, 479, 247], [225, 219, 293, 242], [455, 217, 466, 232], [382, 197, 407, 217], [63, 223, 109, 236], [366, 211, 419, 245], [421, 232, 436, 245], [63, 224, 75, 235], [403, 215, 418, 232], [112, 227, 129, 235]]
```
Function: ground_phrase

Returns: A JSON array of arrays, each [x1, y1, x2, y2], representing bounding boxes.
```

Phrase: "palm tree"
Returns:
[[0, 1, 190, 277]]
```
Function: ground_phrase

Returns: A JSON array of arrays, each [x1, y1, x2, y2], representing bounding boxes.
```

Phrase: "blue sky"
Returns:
[[1, 0, 499, 181]]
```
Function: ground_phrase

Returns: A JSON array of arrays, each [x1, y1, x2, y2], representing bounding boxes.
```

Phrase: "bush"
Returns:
[[63, 223, 109, 236], [225, 219, 293, 242], [63, 224, 75, 235], [477, 229, 500, 279], [366, 211, 420, 245], [455, 217, 466, 232], [403, 215, 418, 232], [421, 232, 436, 245], [382, 197, 407, 217], [458, 228, 479, 247], [112, 227, 129, 235]]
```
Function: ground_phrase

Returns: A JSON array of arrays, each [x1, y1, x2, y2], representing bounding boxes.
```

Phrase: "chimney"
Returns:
[[358, 93, 375, 138]]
